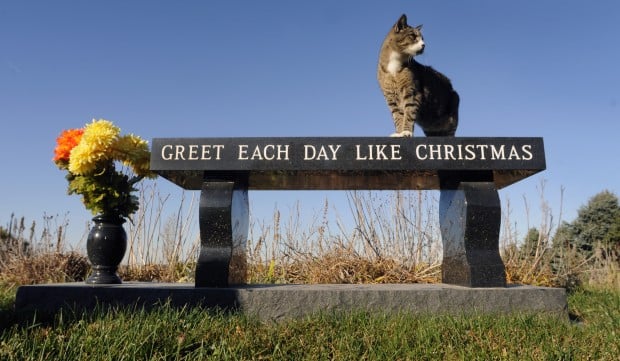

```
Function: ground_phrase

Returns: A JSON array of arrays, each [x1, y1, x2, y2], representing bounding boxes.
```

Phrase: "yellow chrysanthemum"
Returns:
[[68, 119, 120, 175], [112, 134, 154, 177]]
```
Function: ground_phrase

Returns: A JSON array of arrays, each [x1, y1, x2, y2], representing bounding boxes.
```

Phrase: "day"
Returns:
[[303, 144, 341, 160]]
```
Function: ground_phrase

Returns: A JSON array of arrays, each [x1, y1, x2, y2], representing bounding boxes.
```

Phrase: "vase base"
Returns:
[[85, 269, 122, 285]]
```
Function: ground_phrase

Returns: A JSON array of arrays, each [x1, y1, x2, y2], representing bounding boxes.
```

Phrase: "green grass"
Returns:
[[0, 285, 618, 360]]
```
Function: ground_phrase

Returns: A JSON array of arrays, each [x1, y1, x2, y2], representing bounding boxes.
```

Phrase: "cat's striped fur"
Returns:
[[377, 14, 459, 137]]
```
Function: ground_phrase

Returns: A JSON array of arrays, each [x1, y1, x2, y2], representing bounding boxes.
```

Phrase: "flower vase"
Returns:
[[85, 214, 127, 284]]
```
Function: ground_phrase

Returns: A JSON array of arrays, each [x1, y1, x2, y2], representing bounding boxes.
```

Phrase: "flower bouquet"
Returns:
[[53, 118, 155, 284], [53, 118, 154, 219]]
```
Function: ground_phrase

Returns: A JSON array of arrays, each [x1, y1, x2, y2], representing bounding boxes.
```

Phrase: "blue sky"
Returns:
[[1, 1, 619, 246]]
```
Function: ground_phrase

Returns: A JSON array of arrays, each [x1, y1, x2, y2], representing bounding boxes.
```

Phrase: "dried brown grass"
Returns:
[[264, 250, 440, 284], [245, 191, 442, 284], [115, 181, 199, 282], [500, 182, 568, 288], [2, 180, 617, 291], [0, 213, 90, 286], [0, 252, 89, 285], [501, 182, 620, 290]]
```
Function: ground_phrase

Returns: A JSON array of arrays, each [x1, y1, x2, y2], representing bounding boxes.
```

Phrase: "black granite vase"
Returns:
[[85, 214, 127, 284]]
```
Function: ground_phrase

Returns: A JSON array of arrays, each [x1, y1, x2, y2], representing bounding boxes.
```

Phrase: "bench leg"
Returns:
[[439, 182, 507, 287], [195, 181, 249, 287]]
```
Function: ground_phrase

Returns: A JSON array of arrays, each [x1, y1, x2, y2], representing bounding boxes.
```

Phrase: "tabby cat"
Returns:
[[377, 14, 459, 137]]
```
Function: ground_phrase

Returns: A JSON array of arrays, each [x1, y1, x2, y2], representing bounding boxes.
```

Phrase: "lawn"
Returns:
[[1, 285, 618, 360]]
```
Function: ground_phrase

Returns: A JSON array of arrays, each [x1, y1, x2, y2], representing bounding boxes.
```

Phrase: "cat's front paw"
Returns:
[[390, 131, 413, 137]]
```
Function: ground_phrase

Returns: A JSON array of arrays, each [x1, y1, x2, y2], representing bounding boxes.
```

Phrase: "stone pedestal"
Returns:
[[195, 180, 248, 287], [439, 182, 506, 287]]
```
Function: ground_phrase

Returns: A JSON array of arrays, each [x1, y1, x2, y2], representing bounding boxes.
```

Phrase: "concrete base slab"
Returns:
[[15, 283, 567, 321]]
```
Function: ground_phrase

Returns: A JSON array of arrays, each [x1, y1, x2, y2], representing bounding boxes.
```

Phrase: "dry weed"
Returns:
[[247, 248, 440, 285], [2, 180, 617, 291], [0, 252, 89, 286]]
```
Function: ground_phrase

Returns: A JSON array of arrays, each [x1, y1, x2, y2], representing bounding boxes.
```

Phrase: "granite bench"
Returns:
[[150, 137, 545, 288]]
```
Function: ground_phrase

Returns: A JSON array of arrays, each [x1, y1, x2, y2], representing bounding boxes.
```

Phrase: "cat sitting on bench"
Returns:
[[377, 14, 459, 137]]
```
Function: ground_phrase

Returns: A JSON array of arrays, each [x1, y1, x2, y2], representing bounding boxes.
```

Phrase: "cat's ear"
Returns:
[[395, 14, 408, 32], [415, 24, 423, 31]]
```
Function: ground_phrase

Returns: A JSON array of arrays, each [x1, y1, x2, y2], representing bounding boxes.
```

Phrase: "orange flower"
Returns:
[[53, 128, 84, 163]]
